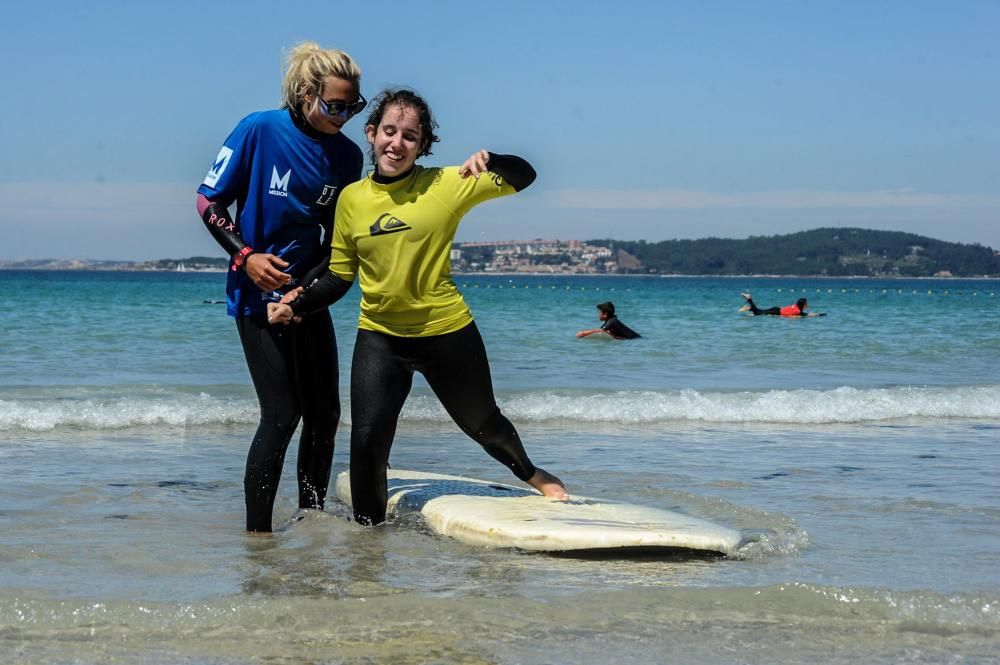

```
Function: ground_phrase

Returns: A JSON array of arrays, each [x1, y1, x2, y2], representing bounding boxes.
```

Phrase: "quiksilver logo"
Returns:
[[269, 166, 291, 197], [370, 213, 412, 236]]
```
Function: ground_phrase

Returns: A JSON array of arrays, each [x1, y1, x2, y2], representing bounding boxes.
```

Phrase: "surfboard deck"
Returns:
[[335, 469, 742, 556]]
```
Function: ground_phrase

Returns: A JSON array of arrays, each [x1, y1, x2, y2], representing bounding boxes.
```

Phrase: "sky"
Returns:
[[1, 0, 998, 260]]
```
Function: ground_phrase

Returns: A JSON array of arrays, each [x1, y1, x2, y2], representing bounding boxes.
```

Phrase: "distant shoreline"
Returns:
[[1, 266, 997, 280], [5, 228, 995, 277]]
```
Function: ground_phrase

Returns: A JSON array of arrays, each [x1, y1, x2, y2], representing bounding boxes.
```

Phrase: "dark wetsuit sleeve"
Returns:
[[602, 317, 641, 339], [289, 271, 353, 316], [299, 256, 333, 290], [487, 153, 536, 192], [198, 194, 249, 256]]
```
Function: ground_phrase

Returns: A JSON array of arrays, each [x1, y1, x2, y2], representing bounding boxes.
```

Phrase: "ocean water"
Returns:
[[1, 269, 998, 664]]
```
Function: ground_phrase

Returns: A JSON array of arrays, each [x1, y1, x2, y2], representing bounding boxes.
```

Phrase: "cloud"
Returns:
[[550, 188, 1000, 210]]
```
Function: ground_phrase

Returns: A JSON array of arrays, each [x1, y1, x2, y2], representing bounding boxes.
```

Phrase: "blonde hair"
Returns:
[[280, 41, 361, 110]]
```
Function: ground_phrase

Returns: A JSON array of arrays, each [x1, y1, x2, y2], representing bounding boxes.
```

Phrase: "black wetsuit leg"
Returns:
[[291, 311, 340, 511], [236, 310, 339, 532], [419, 323, 536, 481], [746, 299, 781, 316], [349, 329, 413, 525], [348, 323, 536, 526]]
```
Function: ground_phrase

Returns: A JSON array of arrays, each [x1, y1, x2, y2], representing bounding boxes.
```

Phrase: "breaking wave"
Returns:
[[2, 384, 998, 432]]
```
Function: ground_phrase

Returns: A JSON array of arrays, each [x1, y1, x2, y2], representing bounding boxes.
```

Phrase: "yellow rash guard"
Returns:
[[329, 165, 516, 337]]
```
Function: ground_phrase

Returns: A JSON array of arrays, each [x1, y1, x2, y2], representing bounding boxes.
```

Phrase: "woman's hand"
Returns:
[[245, 253, 292, 292], [267, 302, 294, 326], [458, 149, 490, 179], [281, 287, 304, 324], [279, 287, 303, 304], [266, 287, 304, 325]]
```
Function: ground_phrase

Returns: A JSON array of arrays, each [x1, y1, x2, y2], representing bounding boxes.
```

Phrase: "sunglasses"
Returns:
[[318, 92, 367, 119]]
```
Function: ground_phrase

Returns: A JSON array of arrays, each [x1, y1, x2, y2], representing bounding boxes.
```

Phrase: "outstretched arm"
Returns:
[[459, 150, 537, 191], [576, 328, 613, 339]]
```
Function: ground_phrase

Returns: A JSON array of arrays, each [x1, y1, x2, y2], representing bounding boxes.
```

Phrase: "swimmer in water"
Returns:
[[576, 301, 641, 339], [739, 292, 825, 317]]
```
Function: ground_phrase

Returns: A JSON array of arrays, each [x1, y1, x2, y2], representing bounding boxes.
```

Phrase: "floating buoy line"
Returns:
[[453, 281, 995, 297]]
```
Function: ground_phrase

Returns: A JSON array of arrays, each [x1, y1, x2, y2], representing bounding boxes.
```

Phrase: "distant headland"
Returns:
[[2, 228, 998, 278]]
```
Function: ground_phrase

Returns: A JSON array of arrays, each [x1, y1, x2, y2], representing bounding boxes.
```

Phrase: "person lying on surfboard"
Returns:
[[267, 88, 568, 525], [576, 301, 641, 339], [739, 292, 826, 317]]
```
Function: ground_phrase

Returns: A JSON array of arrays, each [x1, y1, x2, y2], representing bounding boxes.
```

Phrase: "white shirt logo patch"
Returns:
[[269, 166, 291, 197], [202, 146, 233, 188]]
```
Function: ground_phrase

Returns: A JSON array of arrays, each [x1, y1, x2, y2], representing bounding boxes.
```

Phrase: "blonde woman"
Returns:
[[196, 42, 366, 533]]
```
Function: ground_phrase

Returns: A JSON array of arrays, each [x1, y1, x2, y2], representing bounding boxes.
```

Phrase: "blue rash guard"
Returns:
[[197, 109, 363, 318]]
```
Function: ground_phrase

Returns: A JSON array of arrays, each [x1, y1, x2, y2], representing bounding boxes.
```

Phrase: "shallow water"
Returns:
[[2, 271, 998, 663]]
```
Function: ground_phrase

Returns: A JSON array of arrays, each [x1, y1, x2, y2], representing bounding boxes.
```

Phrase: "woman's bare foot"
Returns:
[[527, 468, 568, 500]]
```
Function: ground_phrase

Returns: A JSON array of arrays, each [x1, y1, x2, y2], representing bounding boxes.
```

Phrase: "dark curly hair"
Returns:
[[364, 88, 440, 166]]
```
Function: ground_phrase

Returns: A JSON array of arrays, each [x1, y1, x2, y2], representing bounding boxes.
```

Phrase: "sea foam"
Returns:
[[2, 384, 998, 432]]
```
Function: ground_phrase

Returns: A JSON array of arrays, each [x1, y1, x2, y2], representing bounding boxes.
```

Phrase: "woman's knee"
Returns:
[[301, 400, 340, 436]]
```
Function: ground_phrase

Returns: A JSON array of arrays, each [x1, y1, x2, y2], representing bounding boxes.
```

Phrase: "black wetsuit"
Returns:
[[745, 299, 782, 316], [290, 153, 539, 526], [349, 323, 535, 524], [601, 316, 641, 339], [236, 312, 339, 532], [198, 107, 362, 532]]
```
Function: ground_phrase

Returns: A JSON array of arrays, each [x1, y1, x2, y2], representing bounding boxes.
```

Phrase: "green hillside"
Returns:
[[592, 228, 999, 277]]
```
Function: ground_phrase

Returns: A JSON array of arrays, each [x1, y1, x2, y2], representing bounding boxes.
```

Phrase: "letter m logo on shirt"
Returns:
[[202, 146, 233, 188], [270, 166, 291, 192]]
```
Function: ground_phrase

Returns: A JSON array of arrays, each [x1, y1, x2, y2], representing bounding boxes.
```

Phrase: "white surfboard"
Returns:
[[335, 469, 742, 556]]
